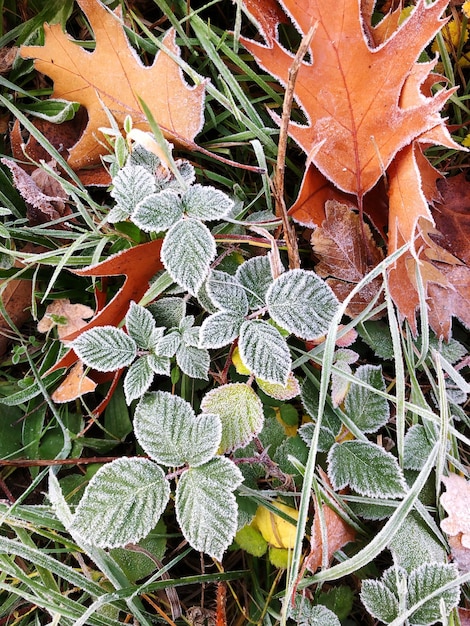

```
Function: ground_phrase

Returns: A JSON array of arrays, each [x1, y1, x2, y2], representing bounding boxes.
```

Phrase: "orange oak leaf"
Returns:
[[242, 0, 458, 211], [51, 360, 97, 403], [242, 0, 464, 333], [311, 200, 384, 318], [50, 238, 163, 372], [37, 299, 94, 339], [304, 470, 356, 573], [20, 0, 205, 169]]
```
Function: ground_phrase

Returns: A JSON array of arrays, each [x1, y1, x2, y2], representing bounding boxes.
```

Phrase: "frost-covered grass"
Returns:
[[0, 1, 469, 625]]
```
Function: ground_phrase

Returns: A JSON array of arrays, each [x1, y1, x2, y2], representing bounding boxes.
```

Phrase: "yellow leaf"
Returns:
[[253, 501, 299, 549]]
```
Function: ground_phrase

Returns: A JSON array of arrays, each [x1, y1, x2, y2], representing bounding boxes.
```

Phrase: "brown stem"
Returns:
[[274, 22, 317, 270]]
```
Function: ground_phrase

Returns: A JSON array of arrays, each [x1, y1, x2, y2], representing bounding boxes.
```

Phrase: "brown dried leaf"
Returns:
[[441, 474, 470, 544], [434, 173, 470, 265], [0, 46, 18, 74], [51, 360, 97, 403], [1, 158, 70, 226], [0, 272, 32, 358], [305, 470, 356, 573], [37, 299, 94, 339], [20, 0, 206, 169], [311, 200, 384, 318]]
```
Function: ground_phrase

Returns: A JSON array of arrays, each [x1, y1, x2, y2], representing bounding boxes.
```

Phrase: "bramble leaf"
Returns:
[[239, 319, 291, 385], [345, 364, 389, 433], [328, 441, 406, 498], [201, 383, 264, 453], [72, 326, 137, 372], [266, 269, 339, 340], [236, 255, 274, 309], [175, 456, 243, 560], [134, 391, 221, 467], [71, 457, 170, 548], [162, 218, 216, 294], [182, 184, 234, 221]]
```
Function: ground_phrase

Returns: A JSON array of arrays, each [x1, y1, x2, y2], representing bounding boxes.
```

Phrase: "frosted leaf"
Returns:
[[132, 190, 183, 232], [266, 269, 339, 340], [148, 352, 171, 376], [125, 301, 157, 349], [257, 372, 300, 401], [300, 378, 342, 450], [327, 441, 406, 498], [199, 311, 243, 349], [239, 319, 291, 386], [201, 383, 264, 453], [175, 456, 243, 560], [408, 563, 460, 624], [111, 164, 156, 216], [290, 596, 341, 626], [176, 344, 210, 380], [107, 204, 130, 223], [403, 424, 435, 470], [162, 218, 216, 294], [389, 512, 446, 572], [72, 326, 137, 372], [206, 270, 249, 315], [440, 474, 470, 544], [71, 457, 170, 548], [360, 578, 400, 624], [128, 142, 161, 173], [179, 316, 200, 347], [123, 356, 155, 404], [156, 330, 180, 357], [236, 255, 274, 309], [134, 391, 221, 467], [182, 184, 234, 221], [148, 297, 186, 328], [344, 364, 389, 433]]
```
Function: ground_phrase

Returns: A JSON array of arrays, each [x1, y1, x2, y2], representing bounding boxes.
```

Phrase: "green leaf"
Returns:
[[328, 441, 406, 498], [206, 270, 249, 315], [123, 356, 155, 404], [266, 269, 339, 340], [201, 383, 264, 453], [22, 99, 79, 123], [290, 595, 341, 626], [182, 184, 234, 221], [175, 456, 243, 560], [360, 578, 400, 624], [110, 164, 156, 219], [236, 255, 274, 309], [125, 301, 158, 350], [148, 352, 171, 376], [239, 319, 291, 385], [71, 458, 170, 548], [72, 326, 137, 372], [300, 378, 342, 452], [176, 344, 210, 380], [148, 297, 186, 328], [132, 190, 183, 232], [388, 512, 446, 573], [134, 391, 221, 467], [345, 364, 389, 433], [408, 563, 460, 625], [162, 218, 216, 294], [199, 311, 243, 349], [403, 425, 436, 471]]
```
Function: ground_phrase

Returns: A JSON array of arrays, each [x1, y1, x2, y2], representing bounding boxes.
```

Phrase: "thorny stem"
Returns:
[[274, 22, 317, 270]]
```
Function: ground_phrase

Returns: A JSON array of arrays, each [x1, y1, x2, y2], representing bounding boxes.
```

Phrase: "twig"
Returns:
[[274, 22, 317, 270]]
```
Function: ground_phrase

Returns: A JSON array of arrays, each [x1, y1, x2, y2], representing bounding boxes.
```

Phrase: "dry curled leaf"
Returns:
[[434, 173, 470, 265], [1, 158, 71, 226], [441, 473, 470, 572], [20, 0, 206, 169], [51, 360, 97, 403], [311, 200, 384, 318], [304, 470, 356, 573], [37, 299, 94, 339]]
